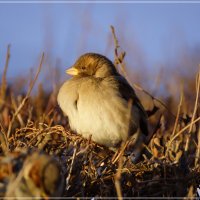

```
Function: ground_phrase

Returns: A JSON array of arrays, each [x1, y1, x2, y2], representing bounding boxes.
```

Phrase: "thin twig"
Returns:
[[114, 143, 124, 200], [194, 68, 200, 166], [7, 53, 44, 138], [110, 25, 176, 119], [110, 25, 120, 49], [10, 92, 25, 127], [189, 68, 200, 132], [66, 142, 77, 190], [0, 132, 8, 153], [168, 116, 200, 145], [112, 141, 129, 165], [195, 128, 200, 167], [0, 45, 10, 104], [185, 69, 200, 152], [110, 25, 126, 73], [0, 122, 9, 153], [172, 86, 183, 137], [190, 67, 200, 133]]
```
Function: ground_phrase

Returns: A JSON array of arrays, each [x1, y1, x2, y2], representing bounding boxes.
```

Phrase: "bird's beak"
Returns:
[[65, 67, 79, 76]]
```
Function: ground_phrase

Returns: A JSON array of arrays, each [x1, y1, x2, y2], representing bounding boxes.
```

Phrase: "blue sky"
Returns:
[[0, 2, 200, 82]]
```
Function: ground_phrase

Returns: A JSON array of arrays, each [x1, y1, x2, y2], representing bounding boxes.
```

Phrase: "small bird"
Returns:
[[57, 53, 148, 160]]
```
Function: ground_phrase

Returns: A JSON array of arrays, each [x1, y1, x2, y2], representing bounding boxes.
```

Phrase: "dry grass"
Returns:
[[0, 29, 200, 199]]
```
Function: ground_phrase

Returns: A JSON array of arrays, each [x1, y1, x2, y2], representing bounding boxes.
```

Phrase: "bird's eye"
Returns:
[[81, 66, 86, 70]]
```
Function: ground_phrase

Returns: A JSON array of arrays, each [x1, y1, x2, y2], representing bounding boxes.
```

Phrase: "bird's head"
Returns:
[[66, 53, 118, 78]]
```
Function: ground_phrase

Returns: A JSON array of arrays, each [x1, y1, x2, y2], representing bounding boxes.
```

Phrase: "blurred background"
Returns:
[[0, 2, 200, 98]]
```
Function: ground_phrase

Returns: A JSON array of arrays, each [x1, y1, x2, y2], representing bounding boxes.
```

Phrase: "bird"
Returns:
[[57, 53, 148, 161]]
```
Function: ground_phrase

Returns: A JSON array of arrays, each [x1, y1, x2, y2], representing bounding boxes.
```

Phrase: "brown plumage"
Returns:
[[57, 53, 148, 160]]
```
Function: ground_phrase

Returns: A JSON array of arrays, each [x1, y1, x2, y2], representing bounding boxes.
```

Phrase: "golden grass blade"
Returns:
[[0, 45, 10, 107], [169, 116, 200, 145], [185, 67, 200, 152], [7, 53, 45, 138]]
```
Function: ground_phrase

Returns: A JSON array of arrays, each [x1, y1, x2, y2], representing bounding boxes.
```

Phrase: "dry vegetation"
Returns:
[[0, 28, 200, 199]]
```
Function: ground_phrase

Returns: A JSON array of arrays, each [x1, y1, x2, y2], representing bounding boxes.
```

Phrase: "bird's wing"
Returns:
[[114, 75, 149, 136]]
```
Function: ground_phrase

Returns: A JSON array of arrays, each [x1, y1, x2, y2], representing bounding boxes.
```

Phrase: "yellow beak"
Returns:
[[65, 67, 79, 76]]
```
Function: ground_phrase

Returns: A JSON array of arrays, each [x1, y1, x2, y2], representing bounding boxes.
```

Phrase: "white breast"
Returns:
[[57, 77, 132, 147]]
